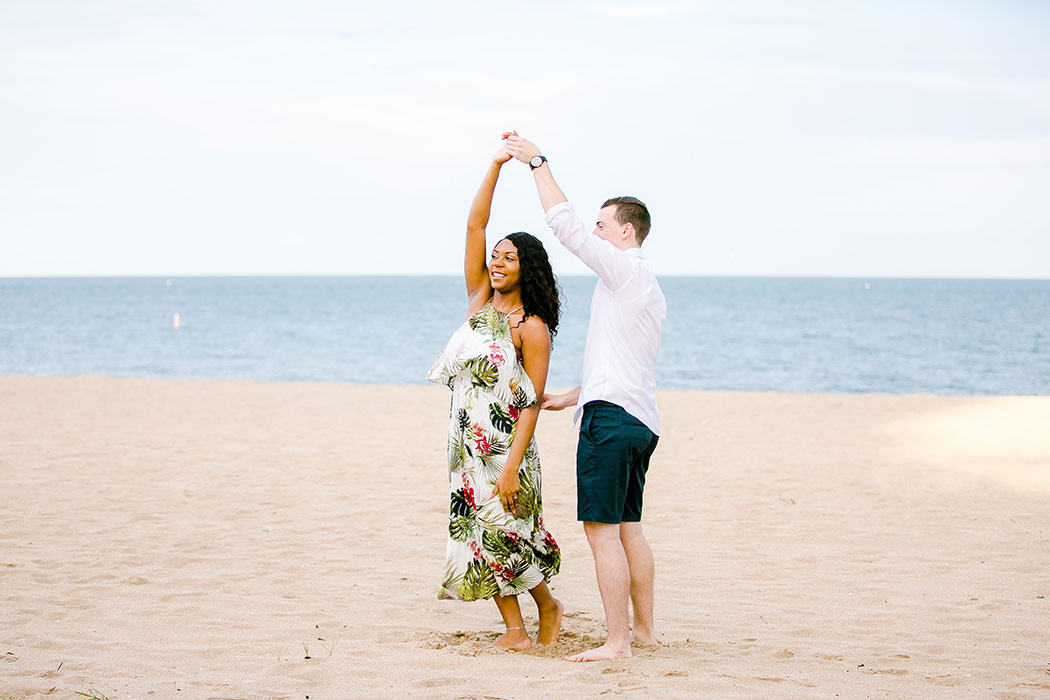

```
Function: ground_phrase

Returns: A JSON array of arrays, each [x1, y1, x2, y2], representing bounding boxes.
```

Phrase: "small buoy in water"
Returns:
[[166, 280, 172, 287], [173, 312, 181, 330], [864, 282, 871, 290]]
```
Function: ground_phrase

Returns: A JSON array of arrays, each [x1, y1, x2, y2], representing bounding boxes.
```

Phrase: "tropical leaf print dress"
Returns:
[[426, 303, 561, 601]]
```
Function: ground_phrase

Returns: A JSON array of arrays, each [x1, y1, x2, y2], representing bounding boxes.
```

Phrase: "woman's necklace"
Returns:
[[491, 302, 523, 316]]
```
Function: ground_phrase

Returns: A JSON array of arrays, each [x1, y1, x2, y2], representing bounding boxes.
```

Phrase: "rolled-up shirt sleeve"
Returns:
[[545, 202, 638, 292]]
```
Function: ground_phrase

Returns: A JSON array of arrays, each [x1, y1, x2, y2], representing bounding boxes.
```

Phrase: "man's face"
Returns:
[[593, 206, 628, 246]]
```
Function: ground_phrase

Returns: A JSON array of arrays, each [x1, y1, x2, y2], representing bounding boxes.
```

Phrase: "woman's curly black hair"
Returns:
[[502, 231, 561, 339]]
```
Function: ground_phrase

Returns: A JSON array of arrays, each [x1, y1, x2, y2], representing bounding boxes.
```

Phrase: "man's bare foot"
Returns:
[[630, 631, 659, 647], [493, 627, 532, 651], [537, 597, 564, 645], [564, 642, 631, 662]]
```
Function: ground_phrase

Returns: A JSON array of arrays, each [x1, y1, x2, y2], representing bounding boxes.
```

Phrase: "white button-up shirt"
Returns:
[[545, 201, 666, 435]]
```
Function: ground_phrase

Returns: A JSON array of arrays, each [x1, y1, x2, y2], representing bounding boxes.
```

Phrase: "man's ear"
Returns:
[[623, 222, 635, 241]]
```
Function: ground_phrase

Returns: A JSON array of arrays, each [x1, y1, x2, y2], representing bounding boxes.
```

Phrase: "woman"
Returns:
[[426, 135, 563, 650]]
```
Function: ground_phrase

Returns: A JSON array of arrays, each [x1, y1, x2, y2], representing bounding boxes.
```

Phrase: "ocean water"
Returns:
[[1, 276, 1047, 395]]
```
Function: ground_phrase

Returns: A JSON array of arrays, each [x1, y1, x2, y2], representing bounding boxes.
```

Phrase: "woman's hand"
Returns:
[[493, 131, 518, 165], [491, 464, 521, 515]]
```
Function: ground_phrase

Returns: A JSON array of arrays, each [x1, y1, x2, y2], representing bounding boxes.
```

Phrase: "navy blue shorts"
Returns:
[[576, 401, 659, 524]]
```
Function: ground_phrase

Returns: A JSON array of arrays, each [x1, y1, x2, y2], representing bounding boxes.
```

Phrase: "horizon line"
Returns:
[[3, 272, 1049, 281]]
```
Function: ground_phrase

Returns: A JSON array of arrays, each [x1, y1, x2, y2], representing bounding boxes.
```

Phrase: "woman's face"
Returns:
[[489, 239, 522, 293]]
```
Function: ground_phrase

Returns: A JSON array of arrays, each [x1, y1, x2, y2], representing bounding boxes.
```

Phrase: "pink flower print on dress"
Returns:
[[460, 473, 476, 509], [488, 342, 505, 367], [471, 424, 492, 455]]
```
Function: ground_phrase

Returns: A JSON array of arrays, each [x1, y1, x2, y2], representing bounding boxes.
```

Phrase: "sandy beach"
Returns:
[[1, 375, 1048, 699]]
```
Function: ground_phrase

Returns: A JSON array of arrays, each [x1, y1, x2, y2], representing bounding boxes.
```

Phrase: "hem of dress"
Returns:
[[435, 570, 560, 603]]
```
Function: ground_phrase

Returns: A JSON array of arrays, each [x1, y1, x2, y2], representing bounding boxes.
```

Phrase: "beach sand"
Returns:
[[2, 376, 1048, 699]]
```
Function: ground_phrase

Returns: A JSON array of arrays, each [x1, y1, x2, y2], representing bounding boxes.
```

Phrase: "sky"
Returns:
[[1, 0, 1048, 278]]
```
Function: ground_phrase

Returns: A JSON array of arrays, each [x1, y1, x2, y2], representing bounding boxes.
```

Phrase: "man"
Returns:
[[505, 134, 666, 662]]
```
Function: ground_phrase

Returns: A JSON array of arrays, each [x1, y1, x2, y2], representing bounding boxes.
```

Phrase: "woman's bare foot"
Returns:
[[537, 597, 564, 645], [493, 627, 532, 651], [564, 642, 631, 662]]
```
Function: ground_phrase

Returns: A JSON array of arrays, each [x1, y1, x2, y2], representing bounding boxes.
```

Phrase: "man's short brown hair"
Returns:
[[602, 196, 651, 245]]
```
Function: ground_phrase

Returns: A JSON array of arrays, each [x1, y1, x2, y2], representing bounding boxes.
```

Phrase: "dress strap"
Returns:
[[492, 304, 523, 316]]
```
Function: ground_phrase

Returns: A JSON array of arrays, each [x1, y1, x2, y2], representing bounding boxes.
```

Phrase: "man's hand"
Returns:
[[505, 134, 542, 165], [541, 387, 580, 411], [505, 133, 567, 211]]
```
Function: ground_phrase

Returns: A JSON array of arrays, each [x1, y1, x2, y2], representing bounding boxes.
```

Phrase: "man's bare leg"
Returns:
[[565, 521, 632, 662], [492, 594, 531, 650], [526, 581, 564, 645], [620, 521, 657, 645]]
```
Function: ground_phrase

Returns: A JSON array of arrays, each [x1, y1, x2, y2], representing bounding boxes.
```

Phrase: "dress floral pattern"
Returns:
[[426, 303, 560, 601]]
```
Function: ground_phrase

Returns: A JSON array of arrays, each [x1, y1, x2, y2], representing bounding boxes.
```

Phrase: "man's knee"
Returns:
[[583, 521, 621, 547], [618, 521, 646, 543]]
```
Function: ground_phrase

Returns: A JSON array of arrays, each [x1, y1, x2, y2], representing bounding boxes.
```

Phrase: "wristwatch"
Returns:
[[529, 155, 548, 170]]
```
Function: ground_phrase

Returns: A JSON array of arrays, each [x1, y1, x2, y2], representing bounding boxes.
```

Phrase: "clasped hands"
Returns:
[[492, 131, 541, 166]]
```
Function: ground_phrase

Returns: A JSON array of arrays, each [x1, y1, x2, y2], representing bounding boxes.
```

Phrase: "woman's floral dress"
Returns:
[[426, 303, 560, 601]]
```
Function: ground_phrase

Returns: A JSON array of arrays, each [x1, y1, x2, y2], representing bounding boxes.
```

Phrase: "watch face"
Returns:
[[530, 155, 545, 168]]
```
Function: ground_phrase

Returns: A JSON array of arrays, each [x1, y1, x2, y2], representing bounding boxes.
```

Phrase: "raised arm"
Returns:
[[465, 136, 515, 306], [504, 135, 566, 212], [506, 134, 640, 291]]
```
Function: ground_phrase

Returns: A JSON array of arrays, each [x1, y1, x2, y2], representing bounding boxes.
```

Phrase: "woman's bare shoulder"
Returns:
[[519, 314, 551, 346]]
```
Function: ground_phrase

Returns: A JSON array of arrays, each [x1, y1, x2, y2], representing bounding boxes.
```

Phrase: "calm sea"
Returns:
[[1, 276, 1047, 395]]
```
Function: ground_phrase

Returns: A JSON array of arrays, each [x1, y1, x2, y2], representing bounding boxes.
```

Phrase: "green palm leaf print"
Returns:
[[537, 547, 561, 579], [442, 560, 462, 588], [476, 434, 510, 472], [462, 559, 499, 600], [465, 357, 498, 389], [515, 467, 538, 518], [488, 402, 515, 434], [450, 490, 472, 517], [481, 530, 517, 559], [469, 306, 510, 340], [502, 557, 532, 593], [448, 436, 464, 472], [468, 311, 491, 334], [449, 515, 473, 542], [511, 384, 531, 408]]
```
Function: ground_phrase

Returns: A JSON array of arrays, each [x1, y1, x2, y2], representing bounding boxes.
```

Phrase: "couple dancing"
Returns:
[[426, 133, 666, 662]]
